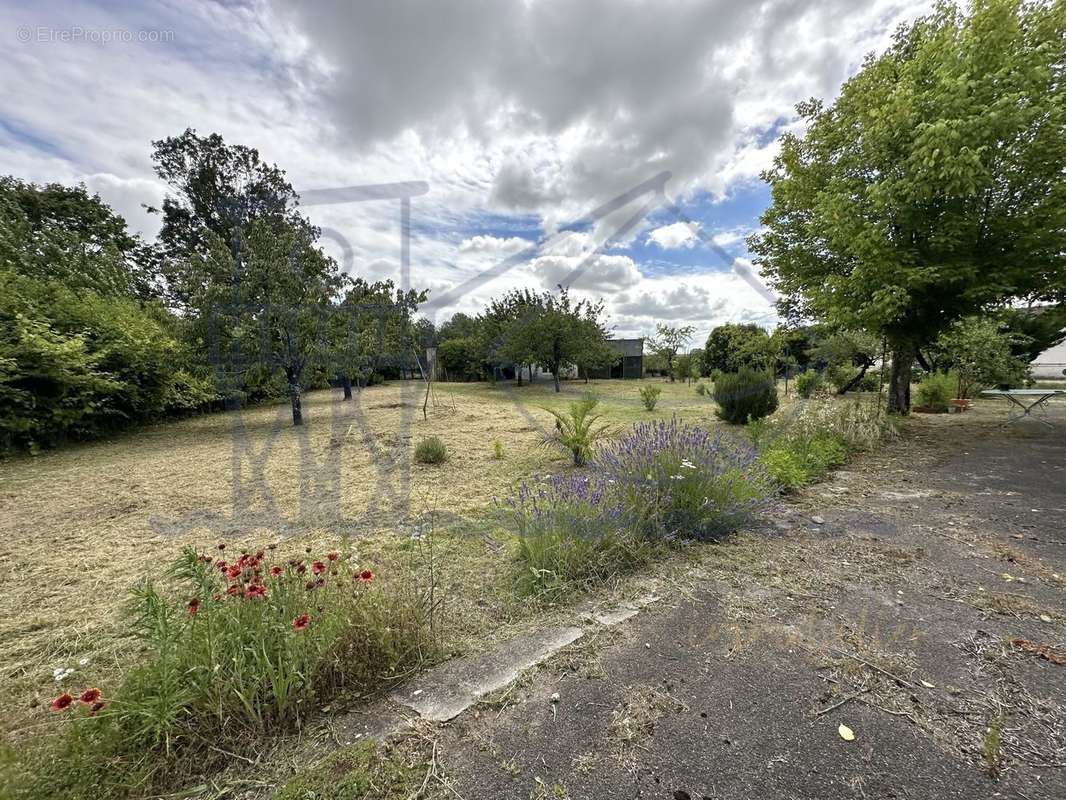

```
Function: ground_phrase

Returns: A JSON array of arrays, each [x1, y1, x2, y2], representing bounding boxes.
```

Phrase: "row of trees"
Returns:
[[0, 131, 428, 450], [750, 0, 1066, 413], [697, 314, 1061, 396]]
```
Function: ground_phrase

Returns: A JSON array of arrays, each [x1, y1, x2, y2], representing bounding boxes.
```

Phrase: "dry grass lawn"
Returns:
[[0, 377, 720, 738]]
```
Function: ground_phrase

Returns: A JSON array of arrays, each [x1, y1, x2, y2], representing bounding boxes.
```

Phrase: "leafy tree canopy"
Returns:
[[703, 323, 773, 374], [150, 129, 300, 308], [0, 177, 155, 299]]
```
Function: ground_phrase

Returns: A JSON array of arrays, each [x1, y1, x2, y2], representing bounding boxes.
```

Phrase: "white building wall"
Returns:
[[1032, 339, 1066, 379]]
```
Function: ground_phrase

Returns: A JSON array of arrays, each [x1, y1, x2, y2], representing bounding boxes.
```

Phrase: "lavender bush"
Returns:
[[508, 473, 655, 600], [598, 418, 771, 540], [508, 418, 772, 598]]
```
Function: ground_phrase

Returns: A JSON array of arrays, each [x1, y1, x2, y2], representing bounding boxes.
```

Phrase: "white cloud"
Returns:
[[647, 221, 701, 250], [458, 235, 531, 256], [530, 253, 642, 293]]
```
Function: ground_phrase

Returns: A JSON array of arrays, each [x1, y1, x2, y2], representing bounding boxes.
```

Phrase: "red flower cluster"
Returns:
[[357, 570, 375, 584], [51, 687, 106, 714], [293, 614, 311, 631]]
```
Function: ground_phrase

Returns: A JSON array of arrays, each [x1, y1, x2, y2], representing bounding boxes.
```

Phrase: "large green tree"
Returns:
[[703, 323, 773, 374], [750, 0, 1066, 412], [479, 286, 611, 391], [150, 129, 299, 310], [195, 216, 343, 425]]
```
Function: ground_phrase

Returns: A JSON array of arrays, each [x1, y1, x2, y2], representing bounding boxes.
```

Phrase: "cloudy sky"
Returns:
[[2, 0, 933, 341]]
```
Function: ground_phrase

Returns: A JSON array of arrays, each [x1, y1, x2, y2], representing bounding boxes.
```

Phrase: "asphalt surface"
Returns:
[[434, 414, 1066, 800]]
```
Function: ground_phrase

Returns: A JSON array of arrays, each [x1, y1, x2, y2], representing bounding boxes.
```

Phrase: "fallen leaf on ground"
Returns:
[[1011, 638, 1065, 665], [838, 724, 855, 741], [920, 680, 936, 689]]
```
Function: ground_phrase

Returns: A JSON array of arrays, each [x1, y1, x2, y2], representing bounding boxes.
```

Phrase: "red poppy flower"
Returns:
[[51, 694, 74, 712], [78, 688, 102, 705], [226, 585, 241, 596], [89, 701, 106, 715], [226, 564, 242, 580], [293, 614, 311, 631], [357, 570, 375, 583], [270, 566, 283, 577], [327, 552, 339, 562], [245, 584, 267, 599], [187, 597, 200, 615], [311, 560, 327, 575]]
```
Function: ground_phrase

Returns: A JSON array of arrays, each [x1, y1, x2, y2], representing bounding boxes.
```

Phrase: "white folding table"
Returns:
[[980, 389, 1066, 427]]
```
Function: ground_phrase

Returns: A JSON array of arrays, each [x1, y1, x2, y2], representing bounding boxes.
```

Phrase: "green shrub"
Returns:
[[858, 368, 881, 392], [0, 271, 216, 451], [762, 448, 809, 490], [541, 393, 613, 466], [713, 368, 778, 424], [639, 385, 661, 410], [695, 381, 709, 396], [414, 436, 448, 464], [756, 398, 894, 489], [916, 371, 955, 411], [16, 545, 436, 799], [795, 369, 822, 398]]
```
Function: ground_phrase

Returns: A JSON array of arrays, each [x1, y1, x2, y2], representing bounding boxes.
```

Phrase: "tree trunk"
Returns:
[[516, 365, 523, 386], [837, 361, 872, 396], [341, 376, 353, 401], [553, 368, 561, 393], [287, 369, 303, 426], [289, 387, 303, 425], [529, 364, 534, 384], [887, 343, 914, 414]]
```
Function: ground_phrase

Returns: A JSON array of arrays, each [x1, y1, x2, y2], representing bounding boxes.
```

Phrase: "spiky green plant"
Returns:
[[541, 393, 613, 466]]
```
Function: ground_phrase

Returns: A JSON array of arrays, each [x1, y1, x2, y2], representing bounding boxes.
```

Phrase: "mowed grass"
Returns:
[[0, 377, 718, 738]]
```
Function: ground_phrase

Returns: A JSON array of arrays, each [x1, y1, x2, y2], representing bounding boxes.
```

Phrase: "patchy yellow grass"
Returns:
[[0, 377, 718, 737]]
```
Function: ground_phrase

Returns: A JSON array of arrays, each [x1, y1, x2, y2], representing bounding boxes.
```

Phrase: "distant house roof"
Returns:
[[606, 338, 644, 357]]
